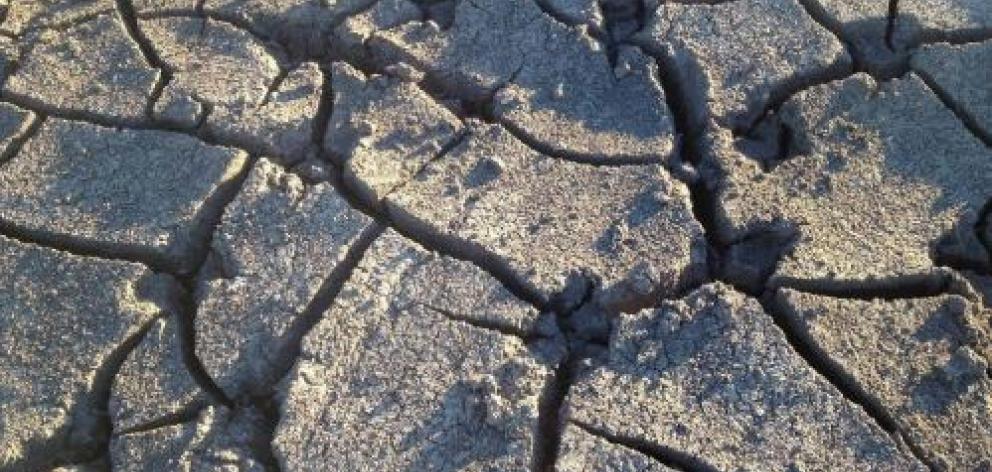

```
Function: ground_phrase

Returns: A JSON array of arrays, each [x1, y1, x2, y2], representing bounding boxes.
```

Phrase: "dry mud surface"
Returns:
[[0, 1, 991, 471]]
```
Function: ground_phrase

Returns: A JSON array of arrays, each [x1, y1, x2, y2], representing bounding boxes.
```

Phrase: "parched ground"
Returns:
[[0, 0, 990, 471]]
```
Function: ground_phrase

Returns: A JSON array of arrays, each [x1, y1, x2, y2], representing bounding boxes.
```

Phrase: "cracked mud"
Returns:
[[1, 1, 991, 471]]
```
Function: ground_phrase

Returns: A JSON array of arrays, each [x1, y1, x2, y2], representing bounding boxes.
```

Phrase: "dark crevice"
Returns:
[[77, 312, 165, 468], [533, 0, 608, 41], [260, 222, 386, 397], [639, 47, 728, 303], [160, 220, 376, 467], [240, 395, 284, 472], [763, 291, 938, 470], [706, 214, 982, 301], [797, 2, 990, 78], [570, 420, 722, 472], [637, 47, 720, 285], [0, 43, 16, 87], [451, 93, 496, 124], [0, 91, 158, 130], [599, 0, 648, 67], [411, 59, 503, 124], [913, 65, 992, 148], [420, 302, 535, 341], [639, 49, 706, 161], [410, 125, 470, 174], [717, 227, 798, 297], [146, 150, 310, 471], [0, 89, 305, 165], [498, 117, 668, 166], [532, 351, 577, 472], [193, 98, 213, 131], [344, 51, 663, 168], [723, 0, 861, 136], [420, 67, 505, 124], [115, 0, 172, 73], [979, 200, 992, 271], [168, 160, 261, 409], [686, 179, 721, 283], [892, 0, 992, 48], [145, 71, 172, 123], [411, 0, 459, 29], [178, 153, 258, 273], [119, 10, 290, 136], [310, 64, 334, 148], [332, 162, 552, 313], [885, 0, 899, 50], [384, 202, 550, 309], [0, 111, 43, 165], [0, 218, 176, 271], [341, 44, 667, 168], [762, 293, 899, 434], [639, 254, 712, 311], [260, 67, 289, 107], [0, 107, 252, 277], [735, 117, 801, 172], [638, 15, 976, 305], [286, 56, 458, 168], [795, 0, 860, 63], [770, 270, 971, 301], [941, 198, 992, 277], [553, 277, 613, 353], [197, 151, 566, 470], [916, 28, 992, 47], [304, 75, 551, 316], [363, 127, 470, 209], [175, 280, 234, 408], [775, 121, 794, 164], [531, 0, 582, 27], [114, 400, 207, 435], [533, 279, 610, 471], [305, 81, 553, 314], [3, 24, 36, 78], [737, 59, 855, 137], [4, 3, 978, 471], [0, 94, 253, 152], [934, 246, 992, 277]]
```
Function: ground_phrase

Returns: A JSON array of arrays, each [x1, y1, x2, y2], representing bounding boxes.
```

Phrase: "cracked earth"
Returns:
[[0, 0, 991, 471]]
